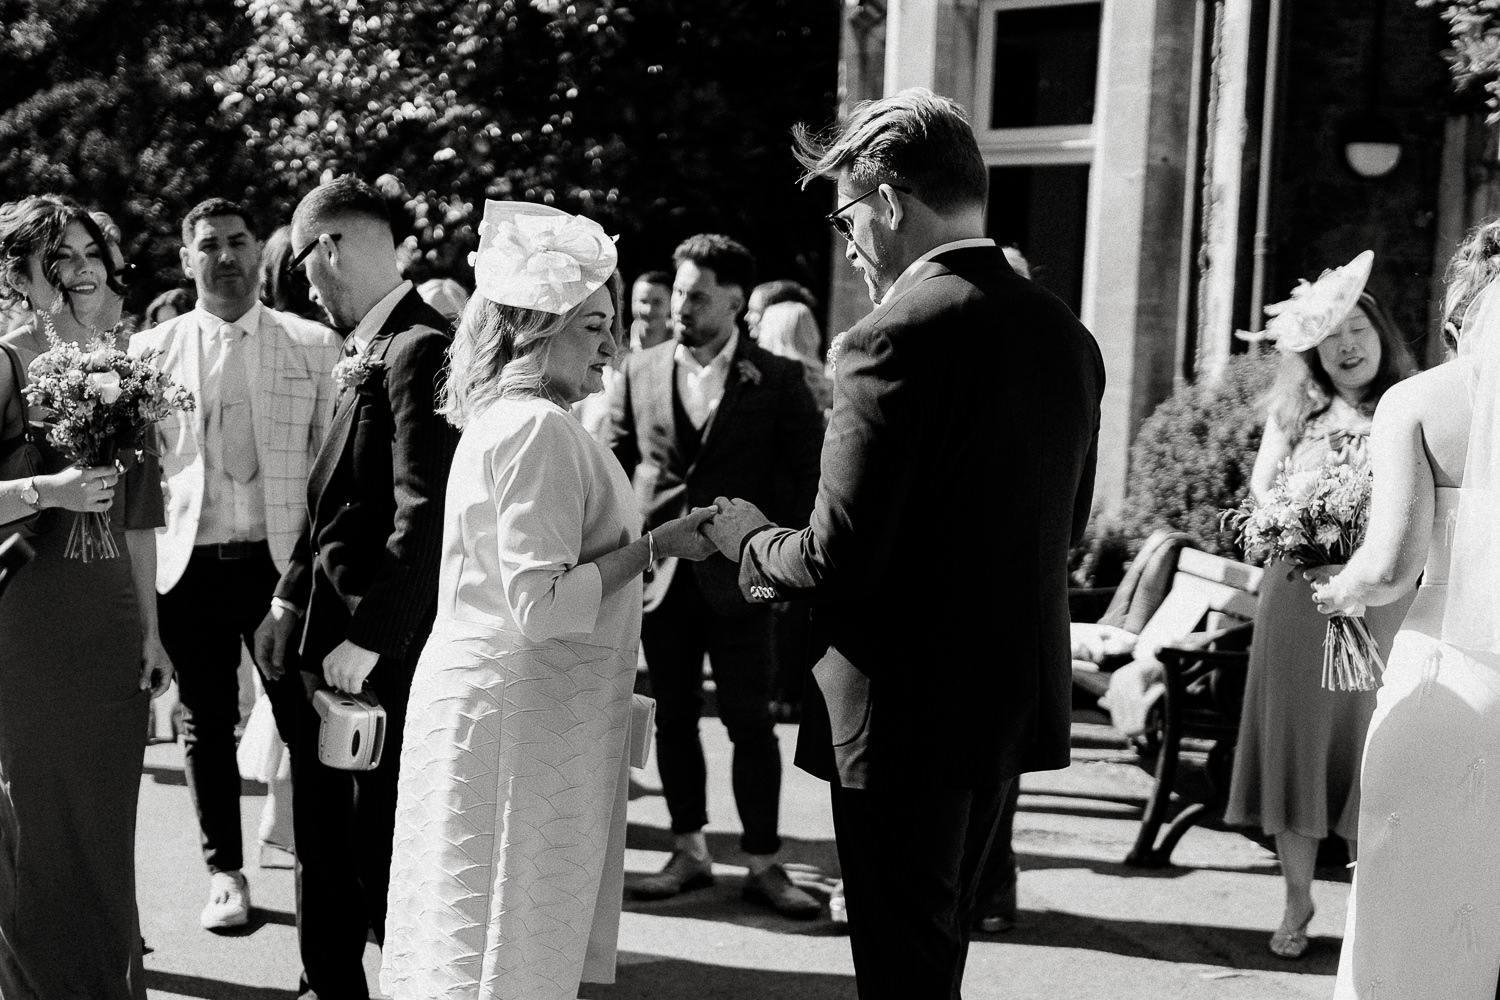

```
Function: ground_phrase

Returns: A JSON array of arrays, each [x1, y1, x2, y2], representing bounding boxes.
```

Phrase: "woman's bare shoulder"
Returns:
[[1376, 362, 1475, 484]]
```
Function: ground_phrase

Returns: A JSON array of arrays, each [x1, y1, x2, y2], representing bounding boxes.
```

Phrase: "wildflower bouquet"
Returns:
[[25, 332, 195, 561], [1221, 458, 1381, 691]]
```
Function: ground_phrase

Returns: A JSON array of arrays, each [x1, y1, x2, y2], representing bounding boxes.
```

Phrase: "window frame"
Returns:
[[972, 0, 1103, 166]]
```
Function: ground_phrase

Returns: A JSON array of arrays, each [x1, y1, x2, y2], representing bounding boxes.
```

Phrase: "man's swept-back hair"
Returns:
[[672, 234, 756, 297], [292, 175, 392, 240], [181, 197, 258, 246], [791, 88, 987, 214]]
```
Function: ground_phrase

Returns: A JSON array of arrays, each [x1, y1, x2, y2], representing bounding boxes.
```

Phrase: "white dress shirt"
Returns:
[[673, 331, 738, 429], [348, 280, 414, 356], [195, 302, 268, 545]]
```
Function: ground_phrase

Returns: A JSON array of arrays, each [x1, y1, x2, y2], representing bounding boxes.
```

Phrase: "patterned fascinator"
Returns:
[[1238, 250, 1374, 354], [467, 200, 617, 315]]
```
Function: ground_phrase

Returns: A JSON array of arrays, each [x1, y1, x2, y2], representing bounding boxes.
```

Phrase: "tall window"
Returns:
[[975, 0, 1102, 313]]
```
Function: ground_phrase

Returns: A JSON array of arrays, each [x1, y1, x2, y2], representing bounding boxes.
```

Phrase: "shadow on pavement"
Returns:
[[144, 969, 290, 1000], [984, 907, 1341, 975], [580, 955, 855, 999]]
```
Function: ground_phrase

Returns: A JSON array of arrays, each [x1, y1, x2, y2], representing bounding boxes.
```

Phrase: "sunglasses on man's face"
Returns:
[[826, 184, 912, 241], [286, 233, 341, 276]]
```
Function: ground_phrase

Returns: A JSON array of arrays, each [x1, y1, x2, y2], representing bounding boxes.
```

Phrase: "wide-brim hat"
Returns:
[[467, 201, 617, 315], [1244, 250, 1374, 354]]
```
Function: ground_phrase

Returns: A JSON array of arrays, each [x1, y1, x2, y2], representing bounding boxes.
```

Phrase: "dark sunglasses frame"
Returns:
[[287, 232, 341, 275], [826, 184, 912, 240]]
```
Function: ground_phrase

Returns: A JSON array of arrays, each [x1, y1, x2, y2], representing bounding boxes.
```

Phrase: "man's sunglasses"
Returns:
[[287, 233, 341, 275], [826, 184, 912, 240]]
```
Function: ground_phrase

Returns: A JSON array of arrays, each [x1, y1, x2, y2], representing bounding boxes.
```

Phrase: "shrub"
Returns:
[[1114, 350, 1279, 560]]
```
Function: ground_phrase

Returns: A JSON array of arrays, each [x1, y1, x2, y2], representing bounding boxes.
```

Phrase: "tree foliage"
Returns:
[[0, 0, 841, 314], [1418, 0, 1500, 117]]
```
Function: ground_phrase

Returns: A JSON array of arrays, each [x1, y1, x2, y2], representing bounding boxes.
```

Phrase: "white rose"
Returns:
[[87, 371, 122, 404]]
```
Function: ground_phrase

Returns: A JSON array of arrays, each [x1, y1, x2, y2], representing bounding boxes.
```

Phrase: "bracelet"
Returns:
[[645, 529, 657, 567]]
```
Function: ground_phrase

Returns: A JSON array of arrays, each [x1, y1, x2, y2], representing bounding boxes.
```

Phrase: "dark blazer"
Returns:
[[739, 246, 1105, 790], [603, 335, 823, 615], [275, 289, 459, 669]]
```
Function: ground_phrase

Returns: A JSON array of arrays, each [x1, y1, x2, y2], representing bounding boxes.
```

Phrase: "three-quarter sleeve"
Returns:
[[121, 447, 165, 531], [490, 409, 604, 642]]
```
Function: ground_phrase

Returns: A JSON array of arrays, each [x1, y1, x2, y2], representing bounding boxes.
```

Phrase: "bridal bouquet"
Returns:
[[25, 334, 195, 561], [1221, 459, 1381, 691]]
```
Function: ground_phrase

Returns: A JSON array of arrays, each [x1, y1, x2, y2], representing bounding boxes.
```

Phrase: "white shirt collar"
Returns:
[[673, 330, 739, 374], [878, 238, 997, 307], [196, 300, 265, 339], [349, 281, 413, 355]]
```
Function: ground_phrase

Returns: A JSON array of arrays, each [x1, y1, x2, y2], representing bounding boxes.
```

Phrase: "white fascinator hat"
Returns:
[[467, 200, 618, 315], [1239, 250, 1374, 354]]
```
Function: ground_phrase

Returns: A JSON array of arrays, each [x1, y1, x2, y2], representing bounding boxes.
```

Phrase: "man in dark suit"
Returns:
[[603, 234, 825, 917], [704, 89, 1105, 998], [253, 176, 458, 1000]]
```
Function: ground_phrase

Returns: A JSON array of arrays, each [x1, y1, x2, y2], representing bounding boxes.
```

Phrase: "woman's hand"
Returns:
[[138, 634, 175, 697], [37, 464, 117, 512], [1304, 563, 1365, 617], [653, 506, 720, 562]]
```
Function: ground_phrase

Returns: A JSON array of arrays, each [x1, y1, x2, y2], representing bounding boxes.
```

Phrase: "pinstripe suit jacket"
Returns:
[[131, 306, 343, 593]]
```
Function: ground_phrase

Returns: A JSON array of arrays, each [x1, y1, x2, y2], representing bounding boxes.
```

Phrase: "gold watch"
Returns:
[[18, 478, 40, 510]]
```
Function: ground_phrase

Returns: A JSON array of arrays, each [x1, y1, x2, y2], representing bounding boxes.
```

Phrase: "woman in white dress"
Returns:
[[381, 201, 717, 1000], [1309, 220, 1500, 998]]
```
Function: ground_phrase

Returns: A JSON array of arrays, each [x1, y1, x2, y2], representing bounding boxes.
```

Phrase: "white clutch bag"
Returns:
[[629, 693, 656, 768], [312, 687, 387, 771]]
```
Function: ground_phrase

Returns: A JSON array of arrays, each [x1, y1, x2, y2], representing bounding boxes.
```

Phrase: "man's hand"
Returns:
[[254, 604, 300, 681], [704, 496, 773, 563], [323, 640, 380, 694]]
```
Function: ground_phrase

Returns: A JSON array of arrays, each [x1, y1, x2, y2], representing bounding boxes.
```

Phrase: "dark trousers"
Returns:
[[642, 570, 782, 856], [157, 542, 302, 875], [972, 780, 1021, 915], [830, 779, 1011, 1000], [289, 653, 413, 1000]]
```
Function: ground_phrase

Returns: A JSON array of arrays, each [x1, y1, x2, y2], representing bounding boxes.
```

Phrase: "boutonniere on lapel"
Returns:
[[825, 331, 849, 378], [332, 353, 385, 396], [736, 359, 762, 386]]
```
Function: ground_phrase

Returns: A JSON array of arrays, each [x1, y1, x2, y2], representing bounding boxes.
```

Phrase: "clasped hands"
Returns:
[[650, 496, 772, 564]]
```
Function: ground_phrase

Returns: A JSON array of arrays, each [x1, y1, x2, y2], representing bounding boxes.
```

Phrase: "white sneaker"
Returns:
[[200, 870, 251, 930]]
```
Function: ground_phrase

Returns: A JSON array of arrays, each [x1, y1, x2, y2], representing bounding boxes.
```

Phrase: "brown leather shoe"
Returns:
[[743, 863, 821, 919], [632, 850, 715, 901]]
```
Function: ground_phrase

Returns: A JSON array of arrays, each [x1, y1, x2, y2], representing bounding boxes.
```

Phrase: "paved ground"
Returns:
[[137, 716, 1350, 999]]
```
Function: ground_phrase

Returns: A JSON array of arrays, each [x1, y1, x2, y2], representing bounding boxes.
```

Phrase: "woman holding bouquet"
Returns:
[[1310, 222, 1500, 998], [0, 194, 171, 1000], [1224, 251, 1417, 960]]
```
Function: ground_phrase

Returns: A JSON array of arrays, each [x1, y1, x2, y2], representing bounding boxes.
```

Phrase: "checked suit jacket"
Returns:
[[274, 289, 459, 669], [738, 245, 1106, 791], [131, 305, 343, 593], [603, 335, 824, 615]]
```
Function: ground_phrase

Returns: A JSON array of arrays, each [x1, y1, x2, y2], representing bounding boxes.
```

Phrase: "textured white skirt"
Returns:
[[381, 621, 635, 1000]]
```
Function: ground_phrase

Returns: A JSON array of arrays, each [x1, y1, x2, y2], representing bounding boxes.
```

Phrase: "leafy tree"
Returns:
[[1, 0, 841, 315], [1418, 0, 1500, 117], [0, 0, 254, 307]]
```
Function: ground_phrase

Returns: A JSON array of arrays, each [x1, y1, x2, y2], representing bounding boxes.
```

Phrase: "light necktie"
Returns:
[[217, 323, 259, 484]]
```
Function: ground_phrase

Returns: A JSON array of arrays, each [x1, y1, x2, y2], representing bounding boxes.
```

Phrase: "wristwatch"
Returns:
[[18, 478, 40, 511]]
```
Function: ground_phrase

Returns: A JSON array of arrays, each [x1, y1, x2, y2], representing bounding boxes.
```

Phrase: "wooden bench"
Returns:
[[1070, 534, 1262, 867]]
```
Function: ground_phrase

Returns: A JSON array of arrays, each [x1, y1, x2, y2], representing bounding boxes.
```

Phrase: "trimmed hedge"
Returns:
[[1074, 351, 1279, 588]]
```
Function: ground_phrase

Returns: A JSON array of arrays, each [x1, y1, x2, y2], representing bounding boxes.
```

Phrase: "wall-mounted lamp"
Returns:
[[1344, 3, 1401, 180], [1343, 111, 1402, 179]]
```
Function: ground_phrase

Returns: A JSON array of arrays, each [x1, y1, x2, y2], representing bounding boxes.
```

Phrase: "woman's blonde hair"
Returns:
[[440, 271, 622, 428], [1442, 218, 1500, 352], [756, 301, 823, 372]]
